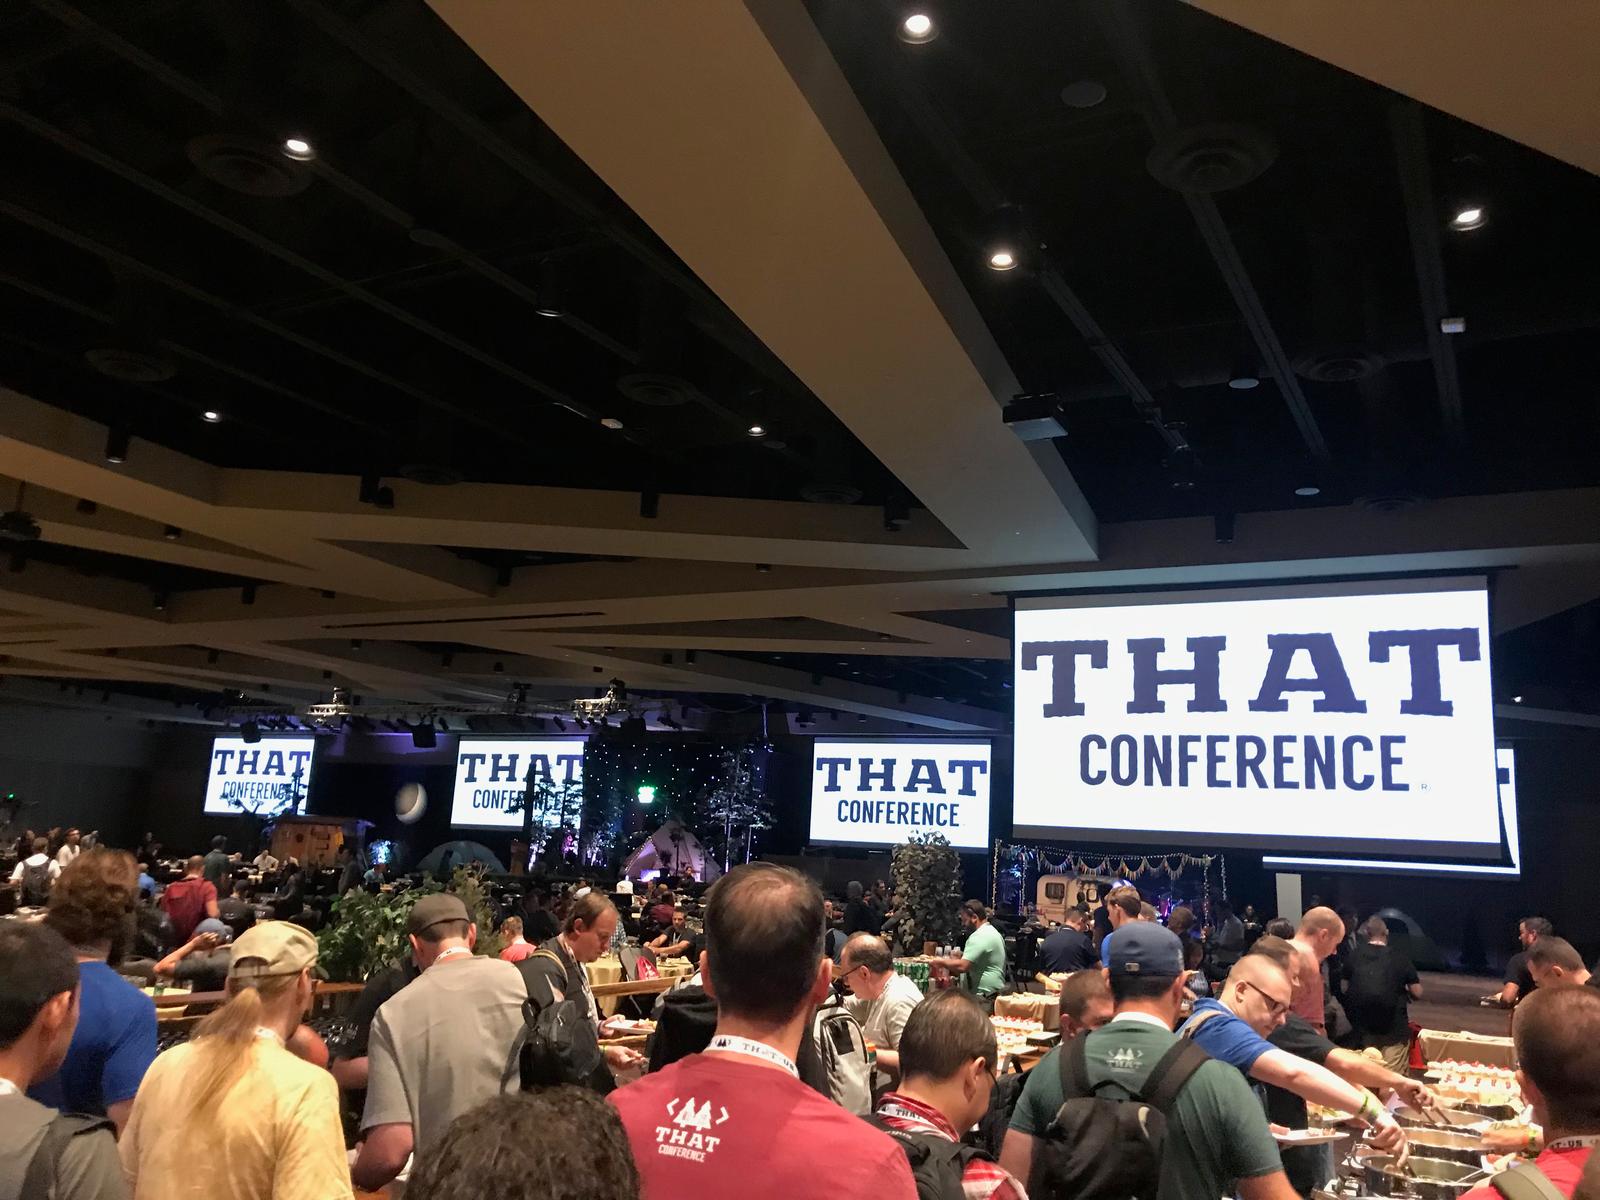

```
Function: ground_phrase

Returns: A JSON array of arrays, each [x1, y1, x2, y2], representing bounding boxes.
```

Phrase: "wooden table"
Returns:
[[153, 980, 365, 1023]]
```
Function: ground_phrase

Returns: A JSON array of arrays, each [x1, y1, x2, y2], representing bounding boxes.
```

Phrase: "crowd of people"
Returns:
[[5, 835, 1600, 1200]]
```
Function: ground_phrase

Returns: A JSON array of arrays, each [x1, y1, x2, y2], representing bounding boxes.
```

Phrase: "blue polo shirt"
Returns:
[[1177, 997, 1275, 1075]]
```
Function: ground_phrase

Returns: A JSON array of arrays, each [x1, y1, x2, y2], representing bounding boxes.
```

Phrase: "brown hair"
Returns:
[[898, 989, 997, 1082], [1515, 985, 1600, 1130], [499, 916, 524, 940], [45, 849, 138, 948], [1167, 906, 1196, 938], [704, 863, 823, 1023], [1108, 888, 1142, 919], [1059, 970, 1111, 1025], [1247, 935, 1296, 973], [562, 891, 617, 935]]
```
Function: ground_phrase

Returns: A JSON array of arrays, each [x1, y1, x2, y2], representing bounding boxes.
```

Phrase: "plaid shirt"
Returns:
[[875, 1092, 1029, 1200]]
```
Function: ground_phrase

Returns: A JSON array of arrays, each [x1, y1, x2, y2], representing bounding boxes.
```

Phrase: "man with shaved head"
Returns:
[[1289, 907, 1345, 1035], [1528, 938, 1598, 992], [1460, 986, 1600, 1200], [609, 863, 915, 1200], [1180, 951, 1408, 1161]]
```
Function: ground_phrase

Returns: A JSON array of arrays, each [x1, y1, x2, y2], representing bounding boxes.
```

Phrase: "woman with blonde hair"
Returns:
[[118, 921, 351, 1200]]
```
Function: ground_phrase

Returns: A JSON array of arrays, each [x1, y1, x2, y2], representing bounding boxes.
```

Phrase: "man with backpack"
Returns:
[[1459, 984, 1600, 1200], [0, 920, 125, 1200], [610, 862, 915, 1200], [874, 989, 1025, 1200], [1000, 923, 1296, 1200], [9, 836, 60, 906]]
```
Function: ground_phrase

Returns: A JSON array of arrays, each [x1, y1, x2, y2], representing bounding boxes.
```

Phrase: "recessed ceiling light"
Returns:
[[898, 12, 937, 43], [600, 417, 624, 430], [281, 136, 315, 162], [1227, 374, 1260, 390], [1294, 485, 1321, 497], [1513, 695, 1523, 703], [1449, 206, 1486, 231], [1061, 80, 1108, 109], [201, 410, 221, 423], [747, 424, 767, 437], [987, 247, 1018, 271]]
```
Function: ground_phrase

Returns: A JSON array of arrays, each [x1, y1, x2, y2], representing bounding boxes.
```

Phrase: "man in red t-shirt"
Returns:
[[1461, 985, 1600, 1200], [875, 989, 1025, 1200], [159, 855, 219, 944], [610, 863, 915, 1200]]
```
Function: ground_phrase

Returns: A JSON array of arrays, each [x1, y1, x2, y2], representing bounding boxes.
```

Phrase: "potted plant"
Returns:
[[888, 833, 962, 955]]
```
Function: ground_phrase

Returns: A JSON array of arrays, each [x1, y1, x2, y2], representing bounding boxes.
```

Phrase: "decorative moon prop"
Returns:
[[394, 782, 428, 825]]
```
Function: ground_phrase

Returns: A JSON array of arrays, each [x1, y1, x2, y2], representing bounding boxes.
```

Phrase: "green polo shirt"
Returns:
[[1010, 1013, 1282, 1200], [962, 921, 1008, 997]]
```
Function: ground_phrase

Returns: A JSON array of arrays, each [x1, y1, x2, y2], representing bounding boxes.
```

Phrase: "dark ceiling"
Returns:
[[0, 0, 903, 507], [807, 0, 1600, 522]]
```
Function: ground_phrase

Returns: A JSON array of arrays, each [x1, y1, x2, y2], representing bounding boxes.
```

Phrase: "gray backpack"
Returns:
[[801, 994, 873, 1115]]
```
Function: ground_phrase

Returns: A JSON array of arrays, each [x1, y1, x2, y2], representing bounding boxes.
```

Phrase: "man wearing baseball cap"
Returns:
[[353, 893, 528, 1192], [1001, 924, 1296, 1200], [120, 920, 352, 1200]]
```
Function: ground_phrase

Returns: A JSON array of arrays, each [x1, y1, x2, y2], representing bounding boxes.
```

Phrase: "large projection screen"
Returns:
[[1013, 577, 1499, 857], [809, 739, 992, 851], [449, 738, 586, 831], [203, 736, 315, 817]]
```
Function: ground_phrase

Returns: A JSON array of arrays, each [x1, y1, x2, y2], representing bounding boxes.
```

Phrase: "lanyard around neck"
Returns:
[[1547, 1136, 1600, 1152], [432, 946, 473, 967], [707, 1035, 798, 1077]]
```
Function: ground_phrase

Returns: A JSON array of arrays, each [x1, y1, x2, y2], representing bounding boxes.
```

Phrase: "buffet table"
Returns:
[[1419, 1028, 1517, 1070], [995, 991, 1059, 1031]]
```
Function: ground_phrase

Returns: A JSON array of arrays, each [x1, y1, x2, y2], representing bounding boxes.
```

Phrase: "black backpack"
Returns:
[[20, 859, 51, 906], [867, 1114, 989, 1200], [1031, 1033, 1211, 1200], [18, 1113, 114, 1200], [976, 1061, 1032, 1157], [508, 949, 612, 1094]]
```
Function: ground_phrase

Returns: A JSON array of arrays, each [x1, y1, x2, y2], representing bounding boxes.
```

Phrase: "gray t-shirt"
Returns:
[[361, 955, 528, 1154], [845, 972, 924, 1050], [0, 1093, 125, 1200]]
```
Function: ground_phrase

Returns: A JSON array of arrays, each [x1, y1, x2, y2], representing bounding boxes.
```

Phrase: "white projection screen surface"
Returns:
[[1012, 577, 1500, 857], [808, 739, 992, 851]]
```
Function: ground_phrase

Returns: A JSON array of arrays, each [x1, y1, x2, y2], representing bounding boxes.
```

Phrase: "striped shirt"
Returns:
[[875, 1092, 1028, 1200]]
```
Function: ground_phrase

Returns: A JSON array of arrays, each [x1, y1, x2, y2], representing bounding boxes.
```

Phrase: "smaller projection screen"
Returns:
[[808, 738, 992, 851], [449, 738, 586, 831], [203, 736, 315, 817], [1012, 577, 1499, 857]]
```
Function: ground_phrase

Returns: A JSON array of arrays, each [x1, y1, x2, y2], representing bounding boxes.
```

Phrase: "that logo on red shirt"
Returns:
[[655, 1097, 731, 1162]]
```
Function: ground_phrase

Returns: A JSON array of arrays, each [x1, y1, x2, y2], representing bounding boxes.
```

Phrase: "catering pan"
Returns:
[[1360, 1155, 1486, 1200], [1393, 1106, 1489, 1134], [1397, 1129, 1488, 1167]]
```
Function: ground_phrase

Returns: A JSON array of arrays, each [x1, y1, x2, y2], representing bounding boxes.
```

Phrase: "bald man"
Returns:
[[1180, 953, 1408, 1159], [1288, 908, 1345, 1035]]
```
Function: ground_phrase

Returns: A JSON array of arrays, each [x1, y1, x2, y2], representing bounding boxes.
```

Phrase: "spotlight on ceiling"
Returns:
[[152, 589, 168, 612], [897, 11, 938, 43], [410, 722, 437, 749], [600, 417, 624, 430], [281, 136, 315, 162], [1513, 695, 1524, 704], [163, 525, 181, 541], [1440, 316, 1466, 334], [240, 720, 261, 743], [104, 427, 130, 464], [201, 410, 222, 423], [1294, 485, 1321, 498], [986, 247, 1018, 272], [747, 424, 767, 438], [1449, 206, 1486, 231]]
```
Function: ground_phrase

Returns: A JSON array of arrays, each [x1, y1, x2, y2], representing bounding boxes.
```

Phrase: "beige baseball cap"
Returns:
[[228, 920, 318, 982]]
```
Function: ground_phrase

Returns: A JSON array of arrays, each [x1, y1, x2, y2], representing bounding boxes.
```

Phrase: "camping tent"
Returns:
[[416, 839, 506, 876], [622, 820, 722, 882]]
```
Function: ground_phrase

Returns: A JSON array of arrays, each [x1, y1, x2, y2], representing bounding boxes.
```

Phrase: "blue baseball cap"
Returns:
[[1102, 923, 1184, 978]]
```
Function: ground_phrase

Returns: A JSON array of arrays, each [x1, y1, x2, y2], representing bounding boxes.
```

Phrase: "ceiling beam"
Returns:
[[426, 0, 1098, 566]]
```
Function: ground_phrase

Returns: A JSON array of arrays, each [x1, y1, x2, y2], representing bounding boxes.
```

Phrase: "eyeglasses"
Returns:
[[1240, 979, 1290, 1018]]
